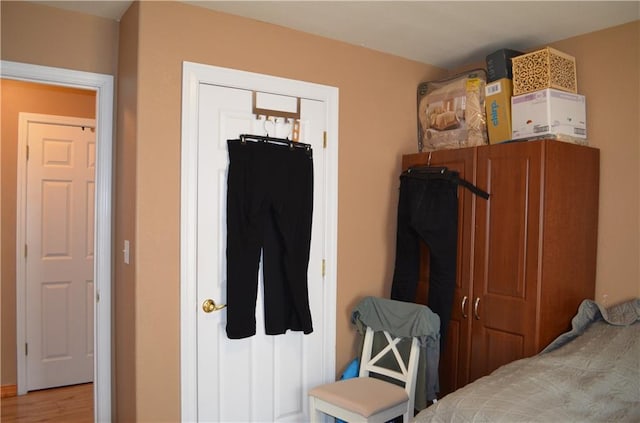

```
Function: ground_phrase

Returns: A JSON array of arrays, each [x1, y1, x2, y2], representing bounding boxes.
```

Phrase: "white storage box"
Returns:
[[511, 88, 586, 143]]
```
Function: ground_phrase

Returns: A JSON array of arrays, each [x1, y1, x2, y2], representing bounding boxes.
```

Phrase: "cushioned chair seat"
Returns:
[[309, 376, 408, 418]]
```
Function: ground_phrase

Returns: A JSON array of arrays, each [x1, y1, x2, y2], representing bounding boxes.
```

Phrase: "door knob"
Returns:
[[202, 299, 226, 313]]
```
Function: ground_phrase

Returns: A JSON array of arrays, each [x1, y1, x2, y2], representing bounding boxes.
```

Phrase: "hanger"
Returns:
[[406, 166, 448, 175], [404, 152, 448, 176], [400, 151, 490, 199], [237, 134, 312, 154]]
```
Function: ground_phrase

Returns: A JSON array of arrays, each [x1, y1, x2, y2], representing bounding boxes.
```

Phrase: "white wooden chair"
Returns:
[[308, 326, 420, 423]]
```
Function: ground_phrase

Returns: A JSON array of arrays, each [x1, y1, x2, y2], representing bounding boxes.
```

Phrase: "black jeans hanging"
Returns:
[[390, 173, 459, 348], [225, 138, 314, 339]]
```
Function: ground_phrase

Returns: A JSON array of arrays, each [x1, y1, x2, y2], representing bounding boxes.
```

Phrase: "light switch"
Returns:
[[123, 240, 130, 264]]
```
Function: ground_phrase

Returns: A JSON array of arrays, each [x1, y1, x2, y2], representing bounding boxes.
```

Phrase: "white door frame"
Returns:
[[2, 60, 113, 423], [180, 61, 339, 421]]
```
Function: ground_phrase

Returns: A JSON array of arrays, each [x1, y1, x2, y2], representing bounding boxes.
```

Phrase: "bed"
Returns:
[[415, 298, 640, 422]]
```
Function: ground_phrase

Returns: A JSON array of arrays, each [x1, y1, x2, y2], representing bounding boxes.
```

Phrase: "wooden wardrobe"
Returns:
[[402, 139, 599, 396]]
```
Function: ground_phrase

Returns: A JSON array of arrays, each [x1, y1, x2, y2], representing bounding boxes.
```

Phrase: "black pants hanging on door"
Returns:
[[225, 139, 314, 339], [390, 174, 458, 348]]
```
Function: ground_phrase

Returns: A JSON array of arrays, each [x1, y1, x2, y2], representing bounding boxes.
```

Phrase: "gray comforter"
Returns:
[[415, 298, 640, 422]]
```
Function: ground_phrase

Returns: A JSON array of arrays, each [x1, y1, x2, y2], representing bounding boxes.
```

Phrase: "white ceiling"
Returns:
[[33, 1, 640, 69]]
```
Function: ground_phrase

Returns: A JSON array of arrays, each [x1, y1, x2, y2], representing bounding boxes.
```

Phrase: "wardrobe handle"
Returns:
[[473, 297, 481, 320], [461, 296, 468, 319]]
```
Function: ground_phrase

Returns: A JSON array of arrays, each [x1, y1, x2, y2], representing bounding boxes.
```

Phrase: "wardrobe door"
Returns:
[[469, 141, 543, 382], [402, 147, 475, 395], [537, 141, 599, 347]]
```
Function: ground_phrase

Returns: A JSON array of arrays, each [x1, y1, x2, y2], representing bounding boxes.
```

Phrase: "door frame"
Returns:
[[17, 112, 96, 391], [2, 60, 113, 423], [179, 61, 339, 421]]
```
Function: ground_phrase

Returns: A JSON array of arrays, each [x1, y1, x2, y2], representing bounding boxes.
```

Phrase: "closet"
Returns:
[[402, 139, 599, 396]]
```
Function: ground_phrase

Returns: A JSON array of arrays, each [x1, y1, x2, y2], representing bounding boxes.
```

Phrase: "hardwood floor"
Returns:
[[0, 383, 93, 423]]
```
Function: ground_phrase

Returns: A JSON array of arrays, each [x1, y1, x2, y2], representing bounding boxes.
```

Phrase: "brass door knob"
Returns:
[[202, 299, 227, 313]]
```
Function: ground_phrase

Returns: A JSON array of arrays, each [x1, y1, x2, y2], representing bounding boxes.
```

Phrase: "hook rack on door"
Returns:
[[252, 91, 301, 142]]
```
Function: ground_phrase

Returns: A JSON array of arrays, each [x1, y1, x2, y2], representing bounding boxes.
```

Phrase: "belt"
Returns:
[[401, 168, 490, 200]]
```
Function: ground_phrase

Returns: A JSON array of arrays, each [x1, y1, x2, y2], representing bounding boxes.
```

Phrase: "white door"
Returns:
[[181, 63, 338, 423], [25, 120, 95, 391]]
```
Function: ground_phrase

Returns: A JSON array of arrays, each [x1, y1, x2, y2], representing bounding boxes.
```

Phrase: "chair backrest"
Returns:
[[358, 326, 420, 414]]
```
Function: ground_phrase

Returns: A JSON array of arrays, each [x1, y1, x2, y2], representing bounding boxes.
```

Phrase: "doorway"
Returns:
[[1, 61, 113, 422]]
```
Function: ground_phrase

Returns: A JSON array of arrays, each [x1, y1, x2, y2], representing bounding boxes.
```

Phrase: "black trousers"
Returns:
[[226, 139, 314, 339], [390, 174, 458, 347]]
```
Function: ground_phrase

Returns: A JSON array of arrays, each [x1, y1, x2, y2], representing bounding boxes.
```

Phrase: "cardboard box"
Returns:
[[485, 78, 513, 144], [512, 47, 577, 95], [511, 88, 586, 143], [486, 49, 523, 82]]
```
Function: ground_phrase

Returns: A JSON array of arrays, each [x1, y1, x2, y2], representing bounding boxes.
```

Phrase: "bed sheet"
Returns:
[[415, 299, 640, 422]]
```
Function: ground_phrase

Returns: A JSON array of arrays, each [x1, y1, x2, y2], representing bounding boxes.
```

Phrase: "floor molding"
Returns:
[[1, 384, 17, 398]]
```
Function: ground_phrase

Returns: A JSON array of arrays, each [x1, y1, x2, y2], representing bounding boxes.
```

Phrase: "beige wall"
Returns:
[[0, 79, 96, 386], [0, 1, 119, 76], [113, 2, 139, 421], [1, 0, 638, 421], [549, 23, 640, 303]]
